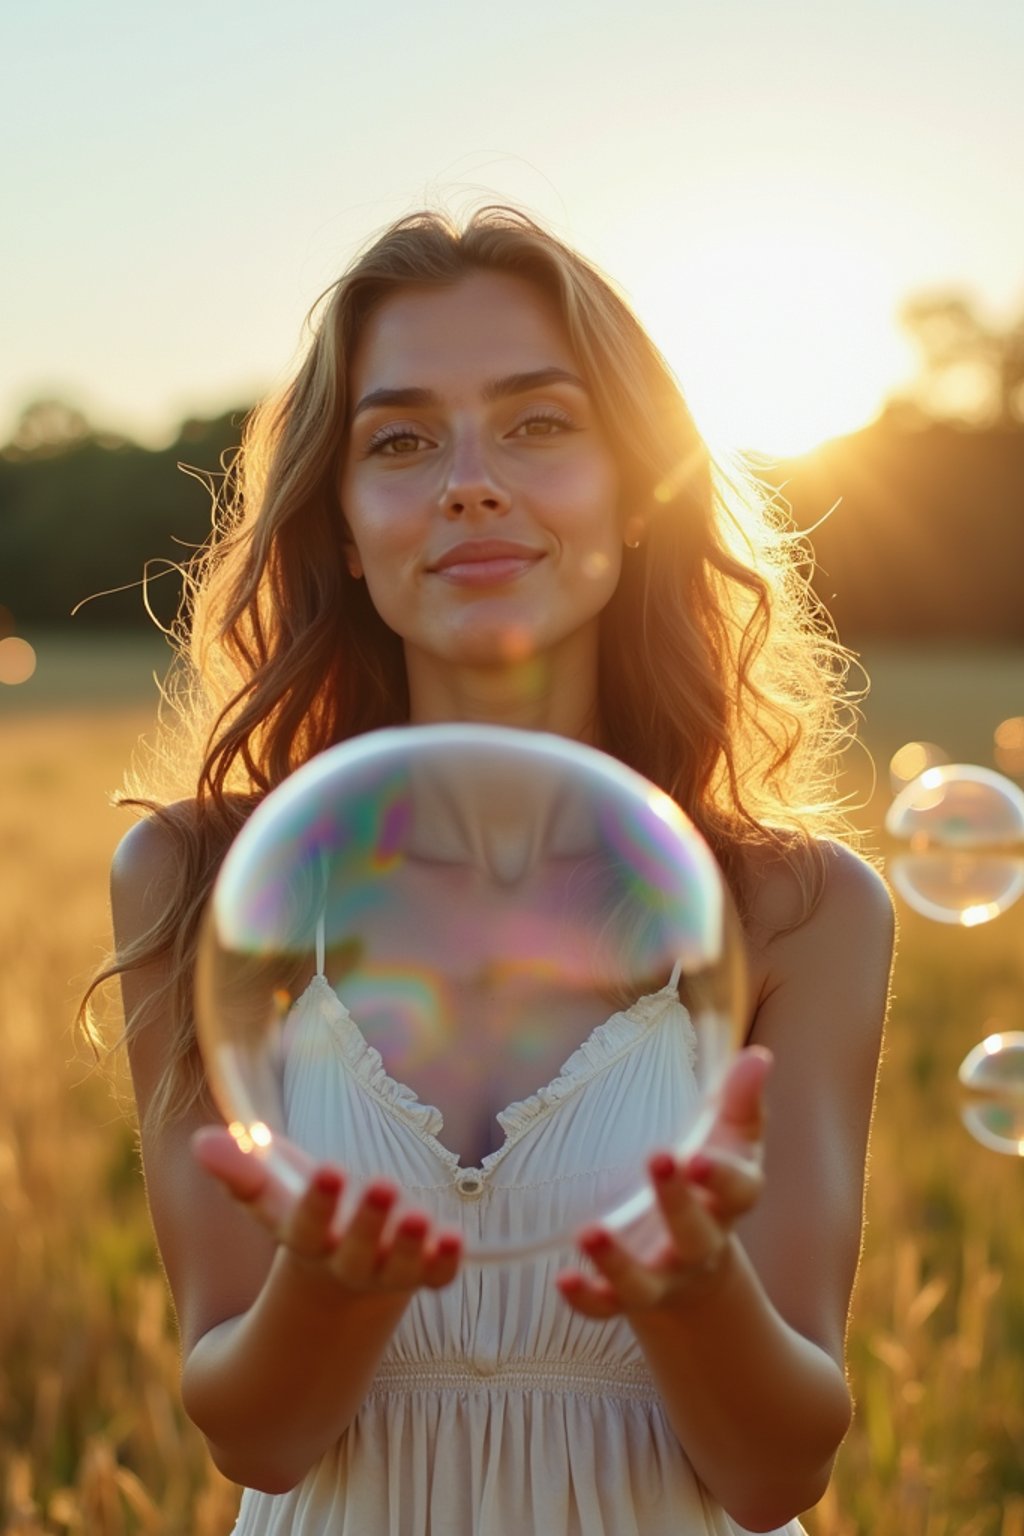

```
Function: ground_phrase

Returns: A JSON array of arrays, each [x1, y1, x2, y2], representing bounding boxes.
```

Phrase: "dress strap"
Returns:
[[315, 913, 326, 977], [667, 957, 684, 992]]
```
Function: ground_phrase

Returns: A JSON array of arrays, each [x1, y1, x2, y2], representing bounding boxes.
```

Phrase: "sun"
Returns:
[[624, 224, 910, 461]]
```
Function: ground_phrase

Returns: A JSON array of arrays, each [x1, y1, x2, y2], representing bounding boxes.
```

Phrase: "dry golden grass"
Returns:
[[1, 707, 240, 1534], [2, 641, 1023, 1533]]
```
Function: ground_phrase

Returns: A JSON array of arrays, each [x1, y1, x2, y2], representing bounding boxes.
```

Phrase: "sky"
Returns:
[[5, 0, 1023, 458]]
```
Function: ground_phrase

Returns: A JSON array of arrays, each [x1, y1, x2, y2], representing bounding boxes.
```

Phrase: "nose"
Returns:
[[440, 431, 511, 519]]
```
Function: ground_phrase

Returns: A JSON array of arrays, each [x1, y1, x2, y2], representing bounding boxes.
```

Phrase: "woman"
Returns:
[[99, 206, 893, 1533]]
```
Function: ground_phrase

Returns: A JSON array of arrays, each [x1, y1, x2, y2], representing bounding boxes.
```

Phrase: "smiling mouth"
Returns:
[[430, 541, 545, 585]]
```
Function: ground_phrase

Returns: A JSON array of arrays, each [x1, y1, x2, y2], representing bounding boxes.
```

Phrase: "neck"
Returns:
[[403, 630, 603, 747]]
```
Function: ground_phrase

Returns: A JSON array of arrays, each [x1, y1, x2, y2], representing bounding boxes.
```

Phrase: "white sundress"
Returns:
[[231, 953, 807, 1536]]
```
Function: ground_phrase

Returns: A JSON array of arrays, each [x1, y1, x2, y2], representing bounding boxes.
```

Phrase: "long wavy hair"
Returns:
[[84, 205, 861, 1131]]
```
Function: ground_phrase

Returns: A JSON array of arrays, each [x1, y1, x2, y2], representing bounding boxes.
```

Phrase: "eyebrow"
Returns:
[[350, 367, 589, 420]]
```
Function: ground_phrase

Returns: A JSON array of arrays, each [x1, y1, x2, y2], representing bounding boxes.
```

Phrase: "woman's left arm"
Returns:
[[558, 844, 895, 1532]]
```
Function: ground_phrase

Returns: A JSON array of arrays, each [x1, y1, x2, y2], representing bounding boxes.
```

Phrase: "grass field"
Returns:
[[2, 635, 1023, 1534]]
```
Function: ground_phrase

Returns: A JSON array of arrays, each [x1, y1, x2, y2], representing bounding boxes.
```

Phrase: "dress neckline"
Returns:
[[290, 973, 694, 1180]]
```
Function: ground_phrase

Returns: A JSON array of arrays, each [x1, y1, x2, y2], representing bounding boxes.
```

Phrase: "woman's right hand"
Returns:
[[191, 1126, 463, 1294]]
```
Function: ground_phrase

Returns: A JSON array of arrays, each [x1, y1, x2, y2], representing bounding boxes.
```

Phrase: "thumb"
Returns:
[[716, 1045, 773, 1146], [191, 1124, 269, 1203]]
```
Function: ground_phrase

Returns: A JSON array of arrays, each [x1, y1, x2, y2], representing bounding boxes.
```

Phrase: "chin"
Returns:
[[437, 616, 550, 670]]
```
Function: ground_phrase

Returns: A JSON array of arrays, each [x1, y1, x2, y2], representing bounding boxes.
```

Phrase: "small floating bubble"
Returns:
[[885, 764, 1024, 924], [958, 1032, 1024, 1156]]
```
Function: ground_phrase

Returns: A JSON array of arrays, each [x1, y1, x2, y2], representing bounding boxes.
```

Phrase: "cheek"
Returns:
[[342, 475, 429, 571], [543, 455, 621, 542]]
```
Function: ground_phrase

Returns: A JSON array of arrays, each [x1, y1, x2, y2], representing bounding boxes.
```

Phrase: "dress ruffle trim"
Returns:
[[304, 975, 456, 1161], [295, 974, 694, 1178], [490, 987, 694, 1161]]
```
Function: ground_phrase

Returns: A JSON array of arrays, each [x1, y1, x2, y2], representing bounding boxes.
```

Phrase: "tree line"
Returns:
[[2, 290, 1022, 643]]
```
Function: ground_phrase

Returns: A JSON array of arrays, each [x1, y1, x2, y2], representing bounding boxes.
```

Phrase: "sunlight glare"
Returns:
[[630, 224, 909, 460]]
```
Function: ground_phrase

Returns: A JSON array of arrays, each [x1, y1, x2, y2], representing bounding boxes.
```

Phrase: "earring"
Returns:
[[623, 515, 645, 550]]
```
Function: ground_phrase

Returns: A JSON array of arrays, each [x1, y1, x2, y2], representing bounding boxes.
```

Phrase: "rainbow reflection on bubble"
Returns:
[[215, 757, 412, 954]]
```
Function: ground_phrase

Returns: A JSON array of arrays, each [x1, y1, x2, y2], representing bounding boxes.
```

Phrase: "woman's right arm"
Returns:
[[112, 814, 461, 1494]]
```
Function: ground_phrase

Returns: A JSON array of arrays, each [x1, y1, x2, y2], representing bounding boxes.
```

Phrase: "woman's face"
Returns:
[[338, 269, 625, 678]]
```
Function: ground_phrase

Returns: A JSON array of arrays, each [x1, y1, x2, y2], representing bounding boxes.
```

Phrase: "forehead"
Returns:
[[349, 269, 579, 394]]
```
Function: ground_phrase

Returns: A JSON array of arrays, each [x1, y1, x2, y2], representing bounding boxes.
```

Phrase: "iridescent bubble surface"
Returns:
[[885, 763, 1024, 925], [958, 1033, 1024, 1156], [196, 725, 746, 1261]]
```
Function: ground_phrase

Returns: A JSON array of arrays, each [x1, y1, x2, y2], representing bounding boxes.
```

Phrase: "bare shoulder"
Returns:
[[110, 800, 199, 935], [743, 838, 895, 988]]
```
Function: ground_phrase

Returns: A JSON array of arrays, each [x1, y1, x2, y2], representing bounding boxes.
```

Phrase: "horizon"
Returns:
[[7, 0, 1023, 460]]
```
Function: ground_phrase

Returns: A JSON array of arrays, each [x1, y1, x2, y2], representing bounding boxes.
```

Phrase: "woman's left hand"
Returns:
[[556, 1045, 772, 1318]]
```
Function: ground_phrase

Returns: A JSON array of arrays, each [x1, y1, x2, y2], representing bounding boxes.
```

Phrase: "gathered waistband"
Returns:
[[368, 1356, 659, 1402]]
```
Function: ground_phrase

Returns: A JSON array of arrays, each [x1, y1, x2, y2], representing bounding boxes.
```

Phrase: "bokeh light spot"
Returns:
[[889, 740, 949, 796], [994, 717, 1024, 778], [0, 636, 36, 686]]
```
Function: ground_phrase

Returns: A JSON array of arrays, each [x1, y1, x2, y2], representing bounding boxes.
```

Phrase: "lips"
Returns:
[[430, 540, 545, 573], [428, 540, 546, 586]]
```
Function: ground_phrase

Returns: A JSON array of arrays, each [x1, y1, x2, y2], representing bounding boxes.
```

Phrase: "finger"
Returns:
[[717, 1046, 772, 1144], [649, 1152, 722, 1259], [281, 1166, 346, 1260], [555, 1269, 624, 1320], [190, 1126, 318, 1235], [374, 1211, 432, 1290], [421, 1231, 463, 1290], [191, 1125, 269, 1202], [329, 1182, 397, 1288], [686, 1148, 764, 1222], [577, 1228, 663, 1312]]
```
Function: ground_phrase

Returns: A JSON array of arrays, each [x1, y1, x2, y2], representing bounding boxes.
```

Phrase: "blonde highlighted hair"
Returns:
[[85, 204, 861, 1130]]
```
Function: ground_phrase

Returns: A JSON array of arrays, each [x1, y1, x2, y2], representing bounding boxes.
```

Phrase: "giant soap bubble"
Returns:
[[196, 725, 746, 1262], [885, 763, 1024, 926]]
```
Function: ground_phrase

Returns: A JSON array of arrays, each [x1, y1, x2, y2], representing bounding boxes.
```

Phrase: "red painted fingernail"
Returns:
[[583, 1228, 612, 1252], [313, 1168, 343, 1196], [688, 1154, 713, 1182], [650, 1152, 675, 1182], [398, 1213, 429, 1240], [559, 1273, 584, 1293], [437, 1233, 461, 1256], [366, 1184, 396, 1211]]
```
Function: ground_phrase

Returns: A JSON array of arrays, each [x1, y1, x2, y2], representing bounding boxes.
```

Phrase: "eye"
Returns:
[[511, 408, 579, 439], [365, 424, 433, 456]]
